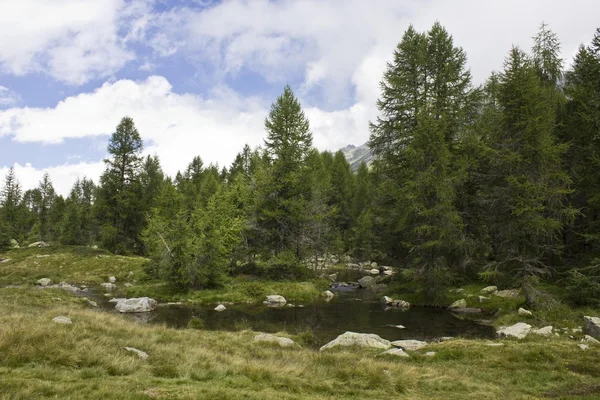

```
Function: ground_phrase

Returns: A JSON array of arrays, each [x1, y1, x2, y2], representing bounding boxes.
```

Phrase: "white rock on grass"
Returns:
[[518, 308, 533, 317], [532, 326, 553, 336], [382, 296, 393, 305], [369, 269, 379, 275], [320, 332, 391, 351], [263, 295, 287, 306], [583, 316, 600, 339], [214, 304, 226, 312], [323, 290, 335, 300], [254, 333, 297, 347], [578, 344, 589, 351], [379, 348, 409, 357], [497, 322, 532, 339], [448, 299, 467, 309], [425, 352, 436, 357], [108, 276, 116, 283], [391, 339, 428, 351], [37, 278, 52, 287], [486, 342, 505, 347], [494, 289, 520, 298], [115, 297, 157, 313], [124, 347, 149, 360], [481, 286, 498, 294], [582, 335, 600, 345], [52, 316, 72, 324]]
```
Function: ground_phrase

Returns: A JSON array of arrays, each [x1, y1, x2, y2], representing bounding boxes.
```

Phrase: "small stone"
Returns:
[[287, 303, 295, 307], [379, 348, 409, 357], [387, 324, 406, 329], [52, 316, 72, 324], [37, 278, 52, 287], [254, 333, 297, 347], [108, 276, 116, 283], [448, 299, 467, 309], [263, 295, 286, 306], [518, 308, 533, 317], [391, 339, 428, 351], [382, 296, 393, 305], [87, 299, 98, 307], [572, 328, 582, 333], [323, 290, 335, 300], [425, 352, 436, 357], [486, 342, 504, 347], [124, 347, 149, 360], [582, 335, 600, 345], [479, 296, 489, 303], [494, 289, 520, 298], [369, 269, 379, 275], [371, 262, 378, 268], [214, 304, 226, 312], [100, 282, 116, 290], [497, 322, 532, 339], [533, 326, 553, 336], [578, 344, 589, 351], [391, 299, 410, 309], [128, 271, 134, 277], [481, 286, 498, 294], [124, 283, 133, 288]]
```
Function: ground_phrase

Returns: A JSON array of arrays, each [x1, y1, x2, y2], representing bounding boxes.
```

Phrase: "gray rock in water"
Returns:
[[263, 295, 286, 306], [448, 299, 467, 310], [583, 316, 600, 339], [115, 297, 157, 313], [382, 296, 393, 305], [391, 339, 428, 351], [214, 304, 226, 312], [37, 278, 52, 287], [108, 297, 125, 303], [124, 347, 149, 360], [100, 282, 116, 291], [357, 276, 375, 288], [320, 331, 392, 351], [379, 348, 409, 357], [254, 333, 297, 347], [52, 316, 72, 324], [497, 322, 531, 339], [391, 299, 410, 309], [323, 290, 335, 300]]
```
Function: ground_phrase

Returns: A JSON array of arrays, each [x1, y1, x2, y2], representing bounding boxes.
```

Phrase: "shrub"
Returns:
[[187, 317, 205, 330], [563, 262, 600, 307]]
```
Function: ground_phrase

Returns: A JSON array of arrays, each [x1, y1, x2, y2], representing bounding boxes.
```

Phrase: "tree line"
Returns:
[[1, 22, 600, 303]]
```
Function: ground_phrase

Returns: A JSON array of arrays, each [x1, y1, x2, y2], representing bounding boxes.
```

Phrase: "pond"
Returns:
[[94, 285, 495, 347]]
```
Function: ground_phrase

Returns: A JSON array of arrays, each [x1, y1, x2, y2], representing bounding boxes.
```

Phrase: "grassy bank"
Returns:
[[0, 286, 599, 399]]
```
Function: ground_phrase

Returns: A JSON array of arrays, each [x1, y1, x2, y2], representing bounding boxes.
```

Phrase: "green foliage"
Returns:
[[563, 261, 600, 307], [187, 316, 205, 330]]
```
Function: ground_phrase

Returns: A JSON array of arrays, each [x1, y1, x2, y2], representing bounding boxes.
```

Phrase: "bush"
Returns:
[[0, 224, 10, 251], [563, 262, 600, 307], [242, 282, 266, 298], [187, 317, 205, 330]]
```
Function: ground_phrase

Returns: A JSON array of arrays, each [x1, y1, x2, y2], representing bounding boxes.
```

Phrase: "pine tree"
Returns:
[[36, 173, 55, 241], [0, 167, 23, 241], [95, 117, 144, 253]]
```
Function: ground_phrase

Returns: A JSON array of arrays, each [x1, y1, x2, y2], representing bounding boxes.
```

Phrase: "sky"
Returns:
[[1, 0, 599, 196]]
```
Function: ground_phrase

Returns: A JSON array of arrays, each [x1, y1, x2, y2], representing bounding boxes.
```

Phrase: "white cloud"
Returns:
[[0, 86, 20, 106], [0, 0, 150, 85]]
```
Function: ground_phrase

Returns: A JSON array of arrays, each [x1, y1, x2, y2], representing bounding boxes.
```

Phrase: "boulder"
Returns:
[[583, 316, 600, 339], [100, 282, 116, 291], [379, 348, 409, 357], [448, 299, 467, 310], [28, 241, 49, 248], [37, 278, 52, 287], [494, 289, 520, 298], [497, 322, 531, 339], [391, 300, 410, 309], [263, 295, 287, 306], [52, 316, 72, 324], [369, 269, 379, 275], [391, 339, 428, 351], [481, 286, 498, 294], [382, 296, 393, 305], [582, 335, 600, 345], [532, 326, 553, 336], [108, 276, 116, 283], [124, 347, 149, 360], [518, 307, 533, 317], [579, 344, 589, 351], [254, 333, 297, 347], [357, 276, 375, 288], [323, 290, 335, 300], [320, 332, 392, 351], [10, 239, 19, 248], [214, 304, 226, 312], [383, 270, 393, 276], [371, 262, 378, 268], [115, 297, 157, 313]]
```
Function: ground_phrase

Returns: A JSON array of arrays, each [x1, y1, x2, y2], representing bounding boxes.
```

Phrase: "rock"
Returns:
[[214, 304, 226, 312], [439, 337, 454, 342], [0, 258, 10, 263], [371, 262, 378, 268], [425, 352, 436, 357], [323, 290, 335, 300], [369, 269, 379, 275], [379, 348, 409, 357], [347, 263, 360, 269], [10, 239, 19, 248], [52, 316, 72, 324], [390, 339, 428, 351], [448, 299, 467, 310], [387, 324, 406, 329], [87, 299, 98, 307], [533, 326, 553, 336], [108, 276, 116, 283], [572, 328, 582, 333], [27, 241, 49, 248], [128, 271, 134, 277], [320, 331, 392, 351], [115, 297, 157, 313], [37, 278, 52, 287], [383, 270, 393, 276], [100, 282, 116, 291], [382, 296, 393, 305], [108, 297, 125, 303], [254, 333, 297, 347], [124, 283, 133, 288], [518, 307, 533, 317], [583, 316, 600, 339], [124, 347, 149, 360], [582, 335, 600, 345], [91, 245, 98, 249], [36, 254, 49, 258], [481, 286, 498, 294], [494, 289, 520, 298], [357, 276, 375, 289], [497, 322, 531, 339], [391, 300, 410, 309], [46, 281, 80, 293], [579, 344, 589, 351], [263, 295, 286, 306], [486, 342, 504, 347], [479, 296, 489, 303]]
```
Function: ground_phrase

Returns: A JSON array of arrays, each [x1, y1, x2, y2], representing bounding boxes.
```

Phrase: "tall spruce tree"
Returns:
[[0, 167, 23, 242], [35, 173, 55, 241]]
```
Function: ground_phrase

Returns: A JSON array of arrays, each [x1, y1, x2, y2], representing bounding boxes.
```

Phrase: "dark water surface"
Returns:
[[96, 286, 495, 347]]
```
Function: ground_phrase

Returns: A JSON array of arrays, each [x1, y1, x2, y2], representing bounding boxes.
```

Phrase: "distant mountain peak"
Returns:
[[339, 142, 373, 171]]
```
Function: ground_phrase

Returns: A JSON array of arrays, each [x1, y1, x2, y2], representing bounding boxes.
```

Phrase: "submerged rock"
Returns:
[[379, 348, 409, 357], [52, 316, 72, 324], [497, 322, 531, 339], [391, 339, 428, 351], [254, 333, 297, 347], [320, 331, 391, 351], [214, 304, 226, 312], [263, 295, 286, 306], [115, 297, 157, 313], [124, 347, 149, 360], [37, 278, 52, 287], [323, 290, 335, 300], [583, 316, 600, 339]]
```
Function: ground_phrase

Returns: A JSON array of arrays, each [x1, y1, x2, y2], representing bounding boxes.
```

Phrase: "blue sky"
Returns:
[[1, 0, 600, 195]]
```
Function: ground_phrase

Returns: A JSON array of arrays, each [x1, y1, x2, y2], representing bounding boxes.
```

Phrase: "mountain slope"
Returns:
[[339, 143, 373, 171]]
